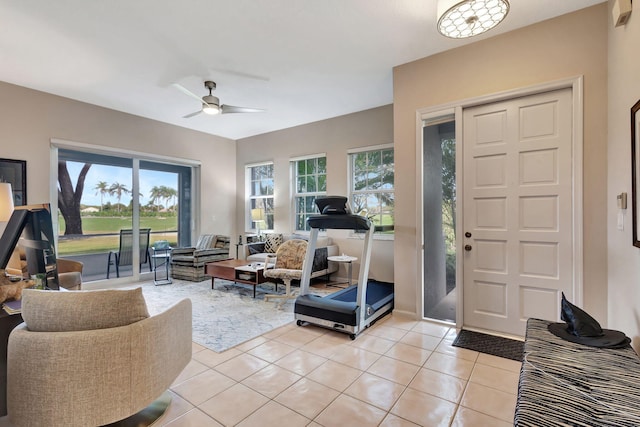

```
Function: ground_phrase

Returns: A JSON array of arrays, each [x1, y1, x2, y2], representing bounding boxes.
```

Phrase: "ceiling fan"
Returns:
[[173, 80, 264, 118]]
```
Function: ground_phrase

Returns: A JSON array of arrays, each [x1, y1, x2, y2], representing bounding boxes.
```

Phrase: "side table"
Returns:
[[327, 255, 358, 286], [151, 247, 172, 285]]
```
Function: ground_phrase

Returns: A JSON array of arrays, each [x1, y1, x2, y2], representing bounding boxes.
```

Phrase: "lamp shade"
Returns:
[[437, 0, 510, 39], [0, 182, 14, 222], [251, 208, 265, 222]]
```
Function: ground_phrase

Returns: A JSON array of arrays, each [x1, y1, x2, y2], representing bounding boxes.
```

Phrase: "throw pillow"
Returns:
[[248, 242, 266, 255], [264, 233, 283, 253], [214, 236, 229, 249], [21, 287, 150, 332]]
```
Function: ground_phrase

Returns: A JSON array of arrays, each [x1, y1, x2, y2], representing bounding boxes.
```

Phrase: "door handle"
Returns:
[[464, 245, 472, 251], [465, 232, 472, 238]]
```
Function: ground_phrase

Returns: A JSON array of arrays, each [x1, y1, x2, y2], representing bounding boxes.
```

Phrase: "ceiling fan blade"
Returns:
[[171, 82, 206, 104], [220, 104, 265, 114], [182, 110, 203, 119]]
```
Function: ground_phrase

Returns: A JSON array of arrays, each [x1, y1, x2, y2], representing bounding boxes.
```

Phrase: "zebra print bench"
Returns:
[[515, 318, 640, 426]]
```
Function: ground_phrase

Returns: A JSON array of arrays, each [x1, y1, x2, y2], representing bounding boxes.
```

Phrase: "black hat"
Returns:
[[547, 293, 631, 349]]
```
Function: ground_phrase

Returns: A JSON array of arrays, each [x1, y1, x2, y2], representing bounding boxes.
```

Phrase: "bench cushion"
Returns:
[[515, 318, 640, 426]]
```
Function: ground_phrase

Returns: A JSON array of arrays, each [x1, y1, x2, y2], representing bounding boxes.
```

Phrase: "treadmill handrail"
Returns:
[[306, 214, 371, 231]]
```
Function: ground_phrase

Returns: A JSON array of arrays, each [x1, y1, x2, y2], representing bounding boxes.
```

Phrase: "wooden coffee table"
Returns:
[[205, 259, 268, 298]]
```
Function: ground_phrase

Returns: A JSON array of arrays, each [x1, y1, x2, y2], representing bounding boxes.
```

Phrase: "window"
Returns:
[[247, 163, 274, 230], [292, 155, 326, 231], [349, 145, 394, 234]]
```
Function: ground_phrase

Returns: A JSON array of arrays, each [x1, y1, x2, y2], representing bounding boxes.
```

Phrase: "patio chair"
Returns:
[[106, 228, 152, 278]]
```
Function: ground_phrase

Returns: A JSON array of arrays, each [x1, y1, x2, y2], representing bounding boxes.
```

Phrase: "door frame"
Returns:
[[415, 76, 584, 328]]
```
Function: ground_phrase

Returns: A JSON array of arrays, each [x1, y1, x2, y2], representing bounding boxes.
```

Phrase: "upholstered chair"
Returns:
[[170, 234, 230, 281], [264, 239, 307, 308], [56, 258, 83, 290], [7, 288, 192, 427], [6, 247, 83, 290]]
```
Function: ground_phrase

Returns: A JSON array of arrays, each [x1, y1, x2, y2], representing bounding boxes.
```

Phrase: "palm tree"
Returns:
[[109, 182, 131, 214], [149, 186, 162, 212], [94, 181, 109, 212], [165, 187, 178, 212]]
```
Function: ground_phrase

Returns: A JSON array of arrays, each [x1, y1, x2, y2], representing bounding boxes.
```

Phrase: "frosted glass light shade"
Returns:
[[437, 0, 510, 39], [0, 183, 14, 222]]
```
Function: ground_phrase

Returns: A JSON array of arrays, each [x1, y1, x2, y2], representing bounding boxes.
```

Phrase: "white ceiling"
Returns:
[[0, 0, 605, 140]]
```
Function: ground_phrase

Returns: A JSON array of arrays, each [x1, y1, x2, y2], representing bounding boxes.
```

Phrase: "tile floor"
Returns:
[[0, 313, 520, 427], [158, 314, 520, 426]]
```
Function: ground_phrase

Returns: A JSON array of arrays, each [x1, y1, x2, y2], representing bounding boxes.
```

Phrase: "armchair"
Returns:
[[6, 247, 83, 290], [56, 258, 83, 290], [171, 234, 230, 281], [7, 288, 192, 427], [264, 239, 307, 308]]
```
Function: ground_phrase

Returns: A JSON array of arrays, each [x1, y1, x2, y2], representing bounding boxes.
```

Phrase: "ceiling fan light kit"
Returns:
[[437, 0, 510, 39]]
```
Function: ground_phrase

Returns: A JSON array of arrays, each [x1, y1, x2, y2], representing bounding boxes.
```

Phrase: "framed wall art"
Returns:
[[631, 100, 640, 247], [0, 158, 26, 206]]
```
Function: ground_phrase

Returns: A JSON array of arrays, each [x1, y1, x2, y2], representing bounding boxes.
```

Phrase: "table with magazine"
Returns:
[[205, 259, 269, 298]]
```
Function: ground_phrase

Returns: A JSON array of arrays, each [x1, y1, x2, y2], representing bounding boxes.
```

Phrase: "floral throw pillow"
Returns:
[[264, 233, 283, 253]]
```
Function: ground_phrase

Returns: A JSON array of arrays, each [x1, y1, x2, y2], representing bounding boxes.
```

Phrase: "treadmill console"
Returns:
[[315, 196, 351, 215]]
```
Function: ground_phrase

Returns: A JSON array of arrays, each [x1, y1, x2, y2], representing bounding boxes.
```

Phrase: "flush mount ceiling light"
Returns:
[[437, 0, 510, 39]]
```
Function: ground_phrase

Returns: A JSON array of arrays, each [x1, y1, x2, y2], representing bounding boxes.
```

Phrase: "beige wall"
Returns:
[[608, 0, 640, 349], [393, 5, 608, 319], [0, 81, 236, 239], [236, 105, 394, 282]]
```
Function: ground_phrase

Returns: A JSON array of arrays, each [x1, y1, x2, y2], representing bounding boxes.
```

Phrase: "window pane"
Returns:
[[318, 157, 326, 173], [305, 196, 315, 213], [354, 172, 367, 190], [264, 179, 274, 195], [306, 159, 316, 174], [306, 176, 316, 192], [248, 163, 275, 230], [369, 151, 381, 168], [349, 148, 394, 234], [296, 214, 305, 231], [292, 156, 326, 231], [318, 174, 326, 192]]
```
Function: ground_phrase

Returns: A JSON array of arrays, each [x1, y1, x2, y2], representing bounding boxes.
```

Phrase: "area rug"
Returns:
[[124, 279, 333, 353], [452, 329, 524, 362]]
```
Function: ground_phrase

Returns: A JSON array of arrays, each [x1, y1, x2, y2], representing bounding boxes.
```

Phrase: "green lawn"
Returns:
[[58, 216, 178, 234], [57, 216, 178, 256]]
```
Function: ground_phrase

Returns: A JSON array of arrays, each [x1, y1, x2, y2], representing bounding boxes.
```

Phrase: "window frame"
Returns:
[[51, 138, 199, 283], [245, 161, 275, 232], [290, 153, 327, 232], [348, 143, 395, 239]]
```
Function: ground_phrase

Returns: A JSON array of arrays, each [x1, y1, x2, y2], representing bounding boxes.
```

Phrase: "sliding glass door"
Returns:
[[56, 149, 192, 282]]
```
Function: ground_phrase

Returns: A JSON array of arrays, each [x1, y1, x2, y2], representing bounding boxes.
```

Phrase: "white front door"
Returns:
[[462, 88, 574, 336]]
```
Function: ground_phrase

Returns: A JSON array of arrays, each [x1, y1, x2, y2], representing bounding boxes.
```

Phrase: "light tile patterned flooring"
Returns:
[[159, 314, 520, 426]]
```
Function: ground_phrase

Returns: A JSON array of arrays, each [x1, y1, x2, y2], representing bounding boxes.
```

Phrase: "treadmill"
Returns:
[[294, 196, 394, 339]]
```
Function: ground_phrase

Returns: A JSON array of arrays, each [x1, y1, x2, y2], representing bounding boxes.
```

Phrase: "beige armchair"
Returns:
[[264, 239, 308, 308], [171, 234, 231, 281], [7, 288, 192, 427]]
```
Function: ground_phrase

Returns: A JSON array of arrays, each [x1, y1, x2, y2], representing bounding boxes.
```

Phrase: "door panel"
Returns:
[[463, 88, 573, 336]]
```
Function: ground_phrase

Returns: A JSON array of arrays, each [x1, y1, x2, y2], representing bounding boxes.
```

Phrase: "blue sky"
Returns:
[[64, 162, 177, 207]]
